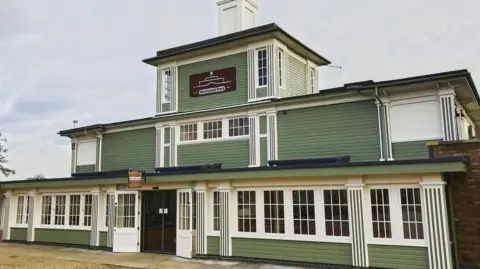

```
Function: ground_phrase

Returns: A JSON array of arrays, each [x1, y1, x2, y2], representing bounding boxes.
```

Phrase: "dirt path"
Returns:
[[0, 243, 297, 269]]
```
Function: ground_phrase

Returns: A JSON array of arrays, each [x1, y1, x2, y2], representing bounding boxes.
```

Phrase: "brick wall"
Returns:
[[433, 141, 480, 269]]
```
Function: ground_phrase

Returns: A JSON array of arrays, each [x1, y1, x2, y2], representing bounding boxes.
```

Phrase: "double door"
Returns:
[[141, 190, 177, 253]]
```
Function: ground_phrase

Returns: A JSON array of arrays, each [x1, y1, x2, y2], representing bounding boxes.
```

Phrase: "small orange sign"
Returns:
[[128, 170, 143, 188]]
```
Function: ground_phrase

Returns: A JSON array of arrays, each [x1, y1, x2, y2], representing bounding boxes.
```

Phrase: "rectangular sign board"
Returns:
[[189, 67, 236, 97], [128, 170, 143, 188]]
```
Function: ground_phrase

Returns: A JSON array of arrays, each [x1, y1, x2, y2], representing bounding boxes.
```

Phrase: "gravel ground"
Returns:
[[0, 243, 299, 269]]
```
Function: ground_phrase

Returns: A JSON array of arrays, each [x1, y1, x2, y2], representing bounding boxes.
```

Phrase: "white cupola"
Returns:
[[217, 0, 258, 36]]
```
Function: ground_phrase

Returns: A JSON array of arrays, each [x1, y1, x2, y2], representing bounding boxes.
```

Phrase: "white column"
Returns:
[[439, 89, 458, 141], [27, 191, 36, 242], [218, 184, 231, 256], [375, 100, 385, 161], [2, 191, 12, 240], [195, 183, 207, 255], [421, 175, 452, 269], [248, 115, 259, 167], [90, 189, 100, 247], [346, 177, 369, 267], [267, 112, 278, 162]]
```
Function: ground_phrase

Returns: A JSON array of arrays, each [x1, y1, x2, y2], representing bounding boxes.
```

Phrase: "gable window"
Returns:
[[180, 123, 198, 141], [292, 190, 315, 235], [264, 190, 285, 234], [324, 189, 349, 237], [238, 191, 256, 233], [401, 188, 424, 240], [229, 117, 249, 137], [16, 196, 29, 225], [256, 48, 268, 87], [69, 194, 81, 226], [163, 69, 172, 104], [213, 191, 220, 232], [278, 49, 285, 88], [370, 189, 392, 238], [203, 120, 222, 139]]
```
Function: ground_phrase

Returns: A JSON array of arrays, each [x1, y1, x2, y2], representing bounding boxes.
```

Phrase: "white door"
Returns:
[[176, 189, 193, 258], [113, 191, 139, 253]]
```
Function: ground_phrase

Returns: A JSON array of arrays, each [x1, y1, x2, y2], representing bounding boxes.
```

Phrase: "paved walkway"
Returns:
[[0, 243, 298, 269]]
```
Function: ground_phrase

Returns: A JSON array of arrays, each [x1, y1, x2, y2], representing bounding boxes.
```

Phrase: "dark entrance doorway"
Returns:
[[141, 190, 177, 253]]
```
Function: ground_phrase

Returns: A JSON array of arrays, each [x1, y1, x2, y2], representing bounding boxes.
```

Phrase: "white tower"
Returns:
[[217, 0, 258, 36]]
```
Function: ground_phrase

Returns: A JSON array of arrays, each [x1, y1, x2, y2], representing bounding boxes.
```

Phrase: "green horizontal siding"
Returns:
[[288, 55, 306, 96], [178, 140, 249, 168], [76, 165, 96, 173], [99, 231, 108, 247], [207, 236, 220, 255], [278, 100, 380, 161], [10, 228, 27, 241], [35, 229, 90, 246], [178, 52, 248, 112], [232, 238, 351, 265], [392, 141, 431, 160], [260, 137, 268, 166], [101, 128, 156, 172], [369, 245, 429, 269]]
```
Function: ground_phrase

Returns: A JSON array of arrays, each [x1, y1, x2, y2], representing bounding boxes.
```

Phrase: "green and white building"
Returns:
[[1, 1, 480, 268]]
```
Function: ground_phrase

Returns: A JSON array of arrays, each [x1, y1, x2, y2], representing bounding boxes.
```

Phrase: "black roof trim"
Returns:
[[145, 156, 469, 177], [2, 169, 137, 184], [268, 156, 350, 167], [154, 163, 222, 173], [142, 23, 331, 65], [59, 69, 479, 136]]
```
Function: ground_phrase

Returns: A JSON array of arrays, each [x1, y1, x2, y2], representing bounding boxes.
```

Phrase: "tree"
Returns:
[[0, 132, 15, 177], [27, 174, 45, 180]]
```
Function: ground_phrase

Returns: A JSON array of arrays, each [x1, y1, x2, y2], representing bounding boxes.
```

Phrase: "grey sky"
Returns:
[[1, 0, 479, 181]]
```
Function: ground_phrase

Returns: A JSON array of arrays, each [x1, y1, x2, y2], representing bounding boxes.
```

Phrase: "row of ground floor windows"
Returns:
[[207, 187, 425, 242], [10, 186, 425, 244]]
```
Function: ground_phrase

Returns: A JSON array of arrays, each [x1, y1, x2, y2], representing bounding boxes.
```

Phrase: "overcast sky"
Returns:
[[1, 0, 479, 181]]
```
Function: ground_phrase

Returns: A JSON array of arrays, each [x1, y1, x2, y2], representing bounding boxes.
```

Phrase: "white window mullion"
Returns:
[[80, 195, 86, 226], [222, 119, 228, 138], [390, 187, 402, 242], [257, 190, 265, 235], [316, 188, 325, 238], [197, 122, 204, 142], [51, 195, 56, 227], [284, 189, 293, 236], [65, 195, 70, 227]]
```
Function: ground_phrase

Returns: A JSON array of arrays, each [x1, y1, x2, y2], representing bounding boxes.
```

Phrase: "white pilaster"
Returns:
[[421, 175, 452, 269], [217, 183, 232, 256], [195, 182, 207, 255], [346, 177, 368, 267], [2, 191, 12, 240], [266, 112, 278, 162], [439, 89, 458, 141]]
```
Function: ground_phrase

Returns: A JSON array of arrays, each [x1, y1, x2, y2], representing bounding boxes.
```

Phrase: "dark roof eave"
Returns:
[[142, 23, 331, 66]]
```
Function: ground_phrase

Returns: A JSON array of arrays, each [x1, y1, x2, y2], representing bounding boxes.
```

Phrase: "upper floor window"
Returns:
[[180, 123, 198, 141], [278, 49, 285, 88], [310, 67, 316, 92], [229, 117, 249, 137], [203, 120, 222, 140], [163, 69, 172, 104], [256, 48, 268, 88]]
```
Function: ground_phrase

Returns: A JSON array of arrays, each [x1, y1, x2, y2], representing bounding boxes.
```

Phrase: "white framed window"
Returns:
[[41, 195, 52, 225], [54, 195, 66, 226], [264, 190, 285, 234], [370, 188, 392, 239], [292, 190, 316, 235], [84, 194, 93, 227], [238, 190, 256, 233], [324, 189, 349, 237], [400, 188, 424, 240], [228, 117, 249, 137], [278, 49, 285, 88], [256, 47, 268, 88], [163, 69, 172, 104], [180, 123, 198, 141], [213, 191, 220, 232], [366, 185, 426, 246], [69, 194, 81, 226], [310, 67, 316, 93], [76, 140, 97, 166], [16, 195, 29, 225], [117, 193, 136, 228], [203, 120, 222, 140]]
